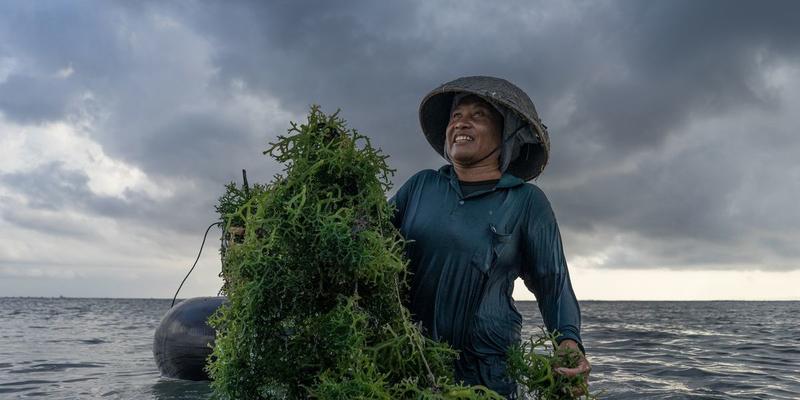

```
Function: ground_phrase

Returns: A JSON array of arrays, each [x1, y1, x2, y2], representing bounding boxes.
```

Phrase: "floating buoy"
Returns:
[[153, 296, 227, 381]]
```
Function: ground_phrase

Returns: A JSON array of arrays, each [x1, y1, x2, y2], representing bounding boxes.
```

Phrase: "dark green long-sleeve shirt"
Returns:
[[390, 165, 582, 394]]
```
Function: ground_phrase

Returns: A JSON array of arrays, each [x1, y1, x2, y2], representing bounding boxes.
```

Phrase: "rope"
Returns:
[[170, 221, 221, 308]]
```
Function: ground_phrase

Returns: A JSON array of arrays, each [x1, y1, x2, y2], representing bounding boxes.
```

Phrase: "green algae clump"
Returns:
[[507, 329, 595, 399], [207, 106, 503, 399]]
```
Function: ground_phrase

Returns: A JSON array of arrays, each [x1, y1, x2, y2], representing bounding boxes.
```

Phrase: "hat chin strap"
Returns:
[[459, 144, 501, 167]]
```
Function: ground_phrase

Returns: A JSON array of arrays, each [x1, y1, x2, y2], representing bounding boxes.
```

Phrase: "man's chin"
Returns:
[[451, 157, 481, 166], [449, 149, 477, 162]]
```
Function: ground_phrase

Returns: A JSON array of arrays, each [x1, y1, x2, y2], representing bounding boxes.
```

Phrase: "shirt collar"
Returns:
[[437, 164, 525, 189]]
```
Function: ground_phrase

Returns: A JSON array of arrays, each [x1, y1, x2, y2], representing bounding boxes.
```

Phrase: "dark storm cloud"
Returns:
[[130, 111, 257, 181], [173, 1, 800, 171], [1, 0, 799, 272], [0, 162, 220, 235], [0, 1, 273, 180], [553, 1, 800, 161], [0, 74, 76, 123], [172, 0, 445, 173], [0, 1, 288, 238], [0, 1, 129, 123], [2, 162, 91, 211], [173, 1, 603, 171], [175, 0, 800, 269]]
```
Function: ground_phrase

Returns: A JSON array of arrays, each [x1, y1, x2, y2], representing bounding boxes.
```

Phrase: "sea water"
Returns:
[[0, 298, 797, 399]]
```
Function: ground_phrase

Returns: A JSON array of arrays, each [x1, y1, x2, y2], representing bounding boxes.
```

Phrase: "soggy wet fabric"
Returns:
[[390, 165, 582, 396]]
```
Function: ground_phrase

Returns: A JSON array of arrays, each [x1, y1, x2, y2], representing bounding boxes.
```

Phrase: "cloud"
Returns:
[[546, 60, 800, 270], [173, 0, 800, 271], [0, 0, 799, 299], [0, 73, 78, 123]]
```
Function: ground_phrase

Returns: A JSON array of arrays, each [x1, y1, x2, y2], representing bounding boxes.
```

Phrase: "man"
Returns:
[[390, 76, 590, 397]]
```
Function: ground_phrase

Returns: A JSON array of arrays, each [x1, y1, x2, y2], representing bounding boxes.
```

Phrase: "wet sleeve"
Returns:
[[520, 191, 584, 352]]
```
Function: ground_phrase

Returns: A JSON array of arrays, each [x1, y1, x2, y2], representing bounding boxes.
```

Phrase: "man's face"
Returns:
[[445, 95, 503, 166]]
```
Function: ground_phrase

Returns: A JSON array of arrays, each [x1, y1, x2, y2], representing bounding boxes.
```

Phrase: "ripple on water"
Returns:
[[0, 387, 34, 394], [0, 380, 57, 387], [78, 338, 107, 345], [61, 377, 98, 383], [8, 362, 106, 374]]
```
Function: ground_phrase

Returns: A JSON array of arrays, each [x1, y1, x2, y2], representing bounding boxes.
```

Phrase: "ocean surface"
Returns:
[[0, 298, 797, 399]]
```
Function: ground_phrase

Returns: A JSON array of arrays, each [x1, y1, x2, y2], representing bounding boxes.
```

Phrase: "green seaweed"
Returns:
[[506, 329, 595, 399]]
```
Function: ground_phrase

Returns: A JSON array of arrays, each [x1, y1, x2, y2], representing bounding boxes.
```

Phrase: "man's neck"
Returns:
[[452, 162, 502, 182]]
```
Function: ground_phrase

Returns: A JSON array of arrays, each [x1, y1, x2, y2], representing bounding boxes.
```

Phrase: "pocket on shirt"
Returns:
[[470, 226, 513, 275], [490, 225, 512, 264]]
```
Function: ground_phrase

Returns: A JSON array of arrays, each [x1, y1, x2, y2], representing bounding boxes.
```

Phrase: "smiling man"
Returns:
[[390, 76, 590, 398]]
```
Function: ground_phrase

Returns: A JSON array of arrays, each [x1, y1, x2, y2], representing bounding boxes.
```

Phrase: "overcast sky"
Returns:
[[1, 1, 798, 300]]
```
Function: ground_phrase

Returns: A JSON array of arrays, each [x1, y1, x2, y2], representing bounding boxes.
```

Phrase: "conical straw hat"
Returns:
[[419, 76, 550, 181]]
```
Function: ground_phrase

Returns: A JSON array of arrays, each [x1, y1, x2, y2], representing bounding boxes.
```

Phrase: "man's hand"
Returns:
[[554, 339, 591, 395]]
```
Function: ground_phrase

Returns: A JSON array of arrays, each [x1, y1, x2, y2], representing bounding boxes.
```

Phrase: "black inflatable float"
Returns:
[[153, 296, 227, 381]]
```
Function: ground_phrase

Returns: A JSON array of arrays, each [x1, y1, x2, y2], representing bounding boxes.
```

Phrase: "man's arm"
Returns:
[[520, 190, 583, 350], [520, 188, 590, 383]]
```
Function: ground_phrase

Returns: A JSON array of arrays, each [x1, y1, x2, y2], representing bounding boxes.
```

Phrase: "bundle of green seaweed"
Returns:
[[507, 329, 594, 399], [207, 106, 503, 399]]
